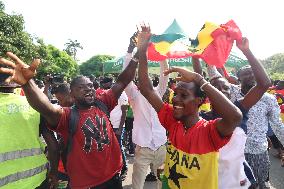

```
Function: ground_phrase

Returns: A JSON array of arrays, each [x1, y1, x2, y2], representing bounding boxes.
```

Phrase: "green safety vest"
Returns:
[[0, 93, 48, 189]]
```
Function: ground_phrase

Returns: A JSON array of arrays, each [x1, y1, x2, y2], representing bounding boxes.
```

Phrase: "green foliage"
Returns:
[[269, 73, 284, 80], [0, 1, 78, 81], [263, 53, 284, 80], [0, 1, 5, 11], [79, 55, 114, 76], [0, 6, 38, 63], [36, 43, 79, 80], [64, 39, 83, 61]]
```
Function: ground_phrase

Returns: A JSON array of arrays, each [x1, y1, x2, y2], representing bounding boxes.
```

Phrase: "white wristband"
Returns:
[[131, 57, 139, 63], [200, 82, 210, 91]]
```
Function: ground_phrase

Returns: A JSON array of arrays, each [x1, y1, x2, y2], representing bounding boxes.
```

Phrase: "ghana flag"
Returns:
[[158, 104, 230, 189], [147, 20, 242, 68]]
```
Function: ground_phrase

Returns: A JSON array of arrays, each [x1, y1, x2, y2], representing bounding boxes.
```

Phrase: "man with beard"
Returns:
[[0, 44, 139, 188]]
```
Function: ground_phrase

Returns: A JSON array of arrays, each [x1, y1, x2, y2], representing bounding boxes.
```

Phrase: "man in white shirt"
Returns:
[[123, 34, 169, 189]]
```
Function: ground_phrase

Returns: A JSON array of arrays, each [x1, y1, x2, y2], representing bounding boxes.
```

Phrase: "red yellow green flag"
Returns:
[[147, 20, 242, 68]]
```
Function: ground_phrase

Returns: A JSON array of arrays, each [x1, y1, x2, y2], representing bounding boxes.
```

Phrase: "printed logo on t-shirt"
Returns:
[[164, 144, 219, 189], [81, 115, 110, 153]]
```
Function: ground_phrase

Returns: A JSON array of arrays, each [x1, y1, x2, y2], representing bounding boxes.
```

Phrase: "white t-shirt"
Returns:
[[123, 53, 168, 150], [219, 127, 250, 189], [109, 91, 128, 129]]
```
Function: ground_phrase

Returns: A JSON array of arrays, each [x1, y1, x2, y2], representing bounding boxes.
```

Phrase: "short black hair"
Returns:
[[53, 83, 70, 95], [236, 65, 252, 79], [70, 75, 88, 89], [0, 73, 10, 84], [152, 76, 159, 87], [193, 83, 206, 106], [100, 77, 113, 84]]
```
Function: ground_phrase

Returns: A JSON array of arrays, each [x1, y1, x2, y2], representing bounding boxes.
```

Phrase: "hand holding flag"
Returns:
[[236, 37, 250, 53]]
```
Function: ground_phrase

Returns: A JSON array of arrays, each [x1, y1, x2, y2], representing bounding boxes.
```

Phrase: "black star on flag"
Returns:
[[168, 163, 188, 188]]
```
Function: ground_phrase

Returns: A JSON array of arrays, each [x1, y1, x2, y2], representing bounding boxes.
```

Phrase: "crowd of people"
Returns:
[[1, 24, 284, 189]]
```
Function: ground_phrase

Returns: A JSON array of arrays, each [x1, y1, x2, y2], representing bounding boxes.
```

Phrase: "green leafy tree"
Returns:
[[0, 1, 78, 80], [36, 42, 79, 80], [79, 55, 114, 76], [0, 1, 38, 62], [0, 1, 5, 11], [263, 53, 284, 80], [64, 39, 83, 61]]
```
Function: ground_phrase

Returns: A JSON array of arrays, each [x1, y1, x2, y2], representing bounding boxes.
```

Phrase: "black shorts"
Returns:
[[90, 173, 122, 189]]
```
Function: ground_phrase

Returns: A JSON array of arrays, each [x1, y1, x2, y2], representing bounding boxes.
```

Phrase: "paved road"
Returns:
[[123, 148, 284, 189]]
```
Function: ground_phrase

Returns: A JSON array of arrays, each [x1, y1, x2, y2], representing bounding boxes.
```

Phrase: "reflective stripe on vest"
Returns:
[[0, 163, 47, 187], [0, 148, 42, 163]]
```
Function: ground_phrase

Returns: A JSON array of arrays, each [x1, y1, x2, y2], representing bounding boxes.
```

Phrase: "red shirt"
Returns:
[[280, 104, 284, 114], [158, 104, 230, 154], [56, 89, 122, 189], [95, 88, 106, 96], [276, 89, 284, 96]]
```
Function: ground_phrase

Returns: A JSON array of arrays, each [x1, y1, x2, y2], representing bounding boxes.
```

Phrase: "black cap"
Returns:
[[101, 77, 113, 84], [0, 65, 19, 88]]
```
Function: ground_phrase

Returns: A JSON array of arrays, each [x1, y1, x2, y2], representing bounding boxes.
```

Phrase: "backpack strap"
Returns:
[[66, 105, 79, 154], [93, 99, 110, 117], [64, 100, 109, 156]]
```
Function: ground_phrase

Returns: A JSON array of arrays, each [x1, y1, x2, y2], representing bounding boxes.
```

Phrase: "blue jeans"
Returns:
[[113, 128, 127, 172]]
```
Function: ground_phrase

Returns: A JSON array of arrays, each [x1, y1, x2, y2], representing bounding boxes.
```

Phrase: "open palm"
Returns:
[[0, 52, 40, 85], [137, 24, 151, 52]]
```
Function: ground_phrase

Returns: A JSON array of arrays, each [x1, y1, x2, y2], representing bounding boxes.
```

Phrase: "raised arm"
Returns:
[[111, 32, 139, 99], [192, 57, 203, 76], [238, 38, 271, 109], [0, 53, 62, 128], [122, 32, 139, 100], [138, 25, 164, 112], [156, 59, 169, 97], [164, 67, 242, 137]]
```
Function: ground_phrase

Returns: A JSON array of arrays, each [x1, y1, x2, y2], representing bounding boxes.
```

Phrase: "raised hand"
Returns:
[[0, 52, 40, 85], [163, 66, 201, 83], [127, 31, 139, 53], [137, 23, 152, 52], [129, 31, 138, 48], [236, 37, 249, 52]]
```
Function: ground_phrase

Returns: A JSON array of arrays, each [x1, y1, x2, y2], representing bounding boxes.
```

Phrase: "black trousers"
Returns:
[[36, 174, 122, 189], [90, 174, 122, 189], [35, 179, 49, 189]]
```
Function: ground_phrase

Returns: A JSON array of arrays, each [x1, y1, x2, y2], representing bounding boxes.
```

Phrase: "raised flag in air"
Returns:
[[147, 19, 192, 61], [147, 20, 242, 68]]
